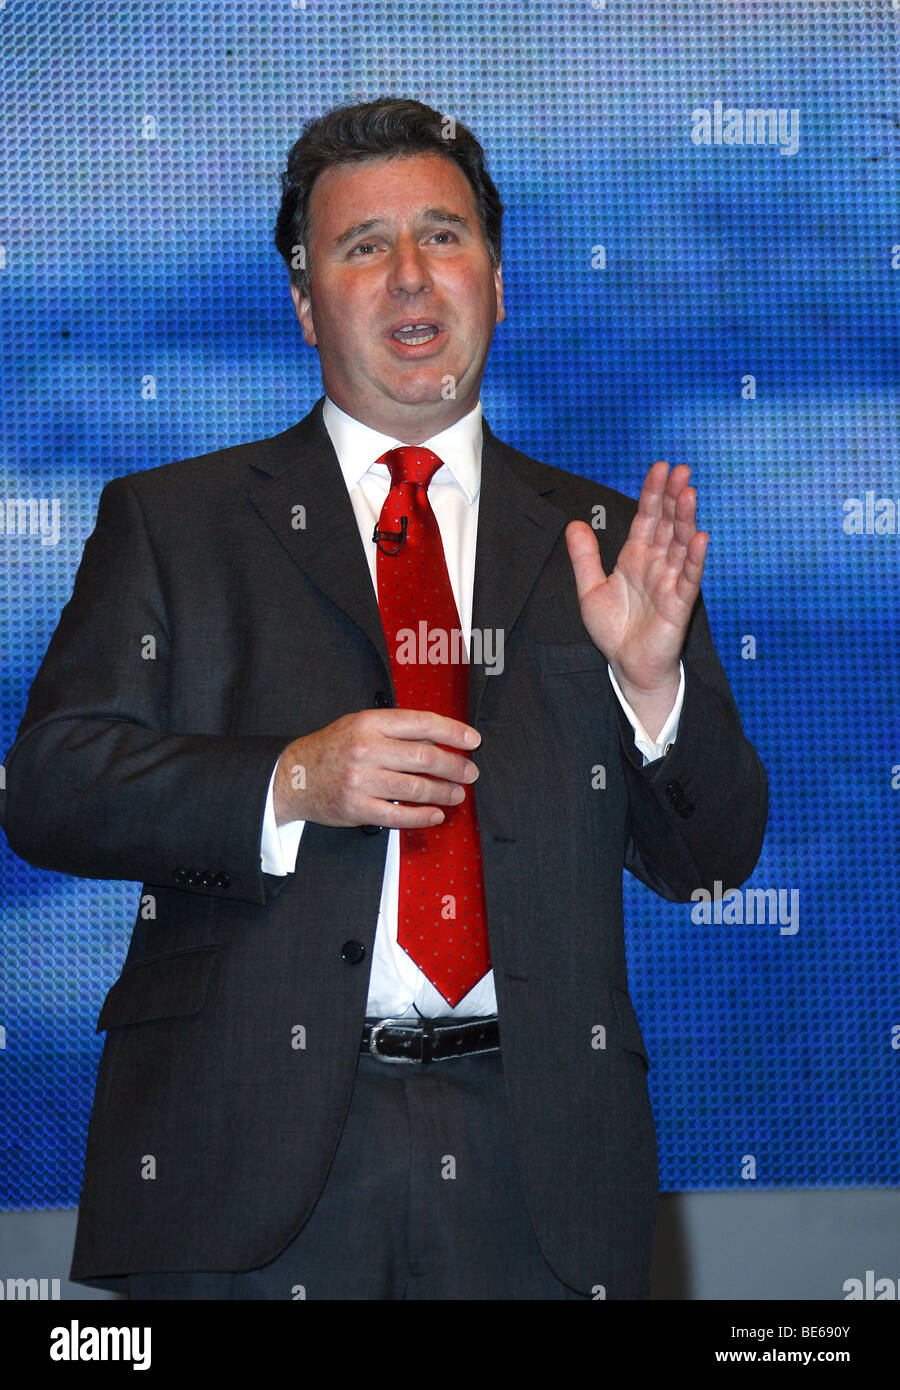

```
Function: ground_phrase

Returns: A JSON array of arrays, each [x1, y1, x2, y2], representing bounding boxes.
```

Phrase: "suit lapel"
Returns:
[[244, 398, 568, 717], [468, 420, 567, 722], [244, 398, 394, 682]]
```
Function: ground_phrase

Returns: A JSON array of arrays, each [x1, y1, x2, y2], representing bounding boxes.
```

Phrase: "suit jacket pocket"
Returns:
[[610, 985, 650, 1069], [96, 947, 220, 1032], [534, 639, 609, 676]]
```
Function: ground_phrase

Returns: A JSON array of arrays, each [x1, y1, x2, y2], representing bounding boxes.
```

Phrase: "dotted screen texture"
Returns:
[[1, 1, 897, 1208]]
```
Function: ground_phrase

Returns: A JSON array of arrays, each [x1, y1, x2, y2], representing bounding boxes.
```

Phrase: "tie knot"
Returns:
[[378, 444, 444, 490]]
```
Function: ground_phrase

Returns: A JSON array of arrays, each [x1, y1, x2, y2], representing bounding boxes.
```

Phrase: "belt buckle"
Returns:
[[368, 1017, 419, 1063]]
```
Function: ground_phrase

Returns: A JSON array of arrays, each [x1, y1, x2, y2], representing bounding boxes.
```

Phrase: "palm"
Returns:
[[566, 462, 708, 694]]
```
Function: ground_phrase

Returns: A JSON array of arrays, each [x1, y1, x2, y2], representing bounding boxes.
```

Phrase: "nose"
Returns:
[[386, 233, 433, 296]]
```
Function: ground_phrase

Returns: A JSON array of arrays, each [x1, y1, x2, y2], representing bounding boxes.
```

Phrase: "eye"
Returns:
[[351, 241, 378, 256], [431, 230, 455, 244]]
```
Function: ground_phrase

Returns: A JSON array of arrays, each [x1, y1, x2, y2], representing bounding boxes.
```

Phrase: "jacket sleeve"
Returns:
[[0, 476, 293, 906], [616, 591, 768, 900]]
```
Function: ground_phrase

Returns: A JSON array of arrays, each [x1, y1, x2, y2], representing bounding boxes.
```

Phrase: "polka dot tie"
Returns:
[[374, 445, 491, 1007]]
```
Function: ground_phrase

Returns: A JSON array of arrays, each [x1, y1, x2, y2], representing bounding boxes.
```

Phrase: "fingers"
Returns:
[[564, 520, 608, 601], [358, 764, 476, 829], [388, 733, 481, 791], [360, 707, 482, 828], [632, 461, 700, 557], [373, 707, 481, 751], [628, 460, 671, 546], [359, 798, 454, 830], [675, 528, 709, 604], [662, 483, 698, 565]]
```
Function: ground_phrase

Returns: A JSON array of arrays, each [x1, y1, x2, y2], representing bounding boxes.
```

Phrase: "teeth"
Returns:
[[393, 324, 438, 344]]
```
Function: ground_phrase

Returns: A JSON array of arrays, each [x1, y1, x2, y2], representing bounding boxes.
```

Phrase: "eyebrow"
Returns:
[[333, 206, 471, 249]]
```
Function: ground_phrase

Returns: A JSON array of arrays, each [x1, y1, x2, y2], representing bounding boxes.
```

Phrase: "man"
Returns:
[[0, 97, 767, 1299]]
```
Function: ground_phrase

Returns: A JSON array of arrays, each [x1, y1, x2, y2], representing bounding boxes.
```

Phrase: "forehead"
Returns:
[[307, 151, 477, 236]]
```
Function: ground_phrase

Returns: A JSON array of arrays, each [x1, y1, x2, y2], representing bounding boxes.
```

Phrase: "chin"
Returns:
[[387, 381, 451, 405]]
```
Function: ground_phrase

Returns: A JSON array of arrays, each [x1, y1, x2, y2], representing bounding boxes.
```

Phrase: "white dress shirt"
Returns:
[[257, 395, 684, 1018]]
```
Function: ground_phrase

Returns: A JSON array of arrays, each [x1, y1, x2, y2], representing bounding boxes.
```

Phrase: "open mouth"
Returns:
[[391, 323, 440, 345]]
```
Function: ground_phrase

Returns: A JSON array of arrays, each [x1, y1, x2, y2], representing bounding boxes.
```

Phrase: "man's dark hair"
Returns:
[[273, 96, 504, 298]]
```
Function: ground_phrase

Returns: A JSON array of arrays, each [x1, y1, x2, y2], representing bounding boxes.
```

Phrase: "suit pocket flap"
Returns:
[[535, 640, 609, 675], [96, 948, 219, 1032], [611, 985, 650, 1066]]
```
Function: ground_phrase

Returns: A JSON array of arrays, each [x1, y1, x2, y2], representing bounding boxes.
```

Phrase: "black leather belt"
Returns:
[[361, 1015, 500, 1063]]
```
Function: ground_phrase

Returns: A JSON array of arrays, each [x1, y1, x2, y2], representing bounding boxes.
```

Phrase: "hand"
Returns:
[[565, 461, 708, 736], [272, 708, 481, 828]]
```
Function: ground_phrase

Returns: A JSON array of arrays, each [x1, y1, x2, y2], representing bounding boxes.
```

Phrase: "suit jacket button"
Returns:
[[360, 823, 384, 835], [341, 940, 366, 964], [173, 868, 188, 885], [199, 871, 216, 887], [214, 872, 231, 889], [185, 870, 200, 886], [373, 690, 391, 707]]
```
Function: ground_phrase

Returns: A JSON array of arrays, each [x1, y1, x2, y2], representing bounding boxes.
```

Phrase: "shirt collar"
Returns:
[[321, 394, 483, 503]]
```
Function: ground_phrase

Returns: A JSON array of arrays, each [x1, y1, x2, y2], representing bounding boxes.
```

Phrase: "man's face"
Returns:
[[291, 151, 505, 443]]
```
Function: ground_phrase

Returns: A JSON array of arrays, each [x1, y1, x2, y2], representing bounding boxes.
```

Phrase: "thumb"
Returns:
[[565, 520, 608, 600]]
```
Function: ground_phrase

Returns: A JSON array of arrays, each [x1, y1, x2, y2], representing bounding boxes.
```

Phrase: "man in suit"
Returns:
[[1, 97, 767, 1300]]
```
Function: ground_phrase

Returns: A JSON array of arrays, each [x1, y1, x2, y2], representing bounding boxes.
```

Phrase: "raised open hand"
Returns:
[[565, 462, 708, 735]]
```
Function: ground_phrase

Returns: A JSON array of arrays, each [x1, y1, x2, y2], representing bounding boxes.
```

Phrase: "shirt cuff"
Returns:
[[259, 756, 305, 876], [607, 661, 685, 765]]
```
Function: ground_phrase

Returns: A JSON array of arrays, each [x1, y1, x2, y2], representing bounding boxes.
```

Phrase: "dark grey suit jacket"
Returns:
[[0, 396, 767, 1297]]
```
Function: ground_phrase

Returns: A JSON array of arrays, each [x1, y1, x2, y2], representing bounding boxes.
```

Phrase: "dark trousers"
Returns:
[[125, 1046, 588, 1300]]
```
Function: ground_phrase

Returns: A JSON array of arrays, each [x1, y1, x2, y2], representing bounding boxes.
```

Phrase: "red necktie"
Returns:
[[374, 445, 491, 1007]]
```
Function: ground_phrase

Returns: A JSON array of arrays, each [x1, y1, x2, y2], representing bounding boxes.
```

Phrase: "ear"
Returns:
[[290, 281, 317, 347], [494, 263, 505, 325]]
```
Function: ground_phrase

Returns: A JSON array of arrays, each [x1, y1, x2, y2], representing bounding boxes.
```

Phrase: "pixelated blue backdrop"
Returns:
[[1, 0, 897, 1206]]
